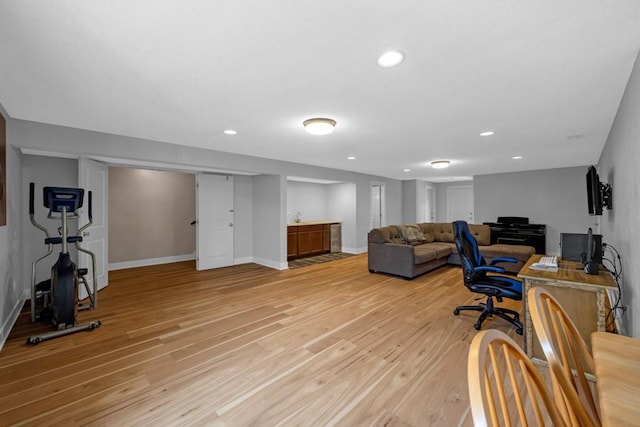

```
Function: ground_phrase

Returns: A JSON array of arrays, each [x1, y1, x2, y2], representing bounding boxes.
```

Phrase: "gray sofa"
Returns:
[[367, 222, 535, 279]]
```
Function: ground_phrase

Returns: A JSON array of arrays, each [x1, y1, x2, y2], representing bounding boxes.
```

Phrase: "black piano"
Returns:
[[483, 216, 546, 254]]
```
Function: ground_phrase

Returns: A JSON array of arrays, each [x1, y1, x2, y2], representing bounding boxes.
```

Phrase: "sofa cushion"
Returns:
[[468, 224, 491, 246], [416, 223, 435, 242], [398, 224, 427, 245], [413, 245, 439, 264], [369, 226, 406, 244], [425, 222, 455, 243], [423, 242, 454, 258]]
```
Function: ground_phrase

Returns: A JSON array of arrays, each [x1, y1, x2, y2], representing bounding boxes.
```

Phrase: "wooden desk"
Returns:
[[518, 255, 617, 360], [592, 331, 640, 426]]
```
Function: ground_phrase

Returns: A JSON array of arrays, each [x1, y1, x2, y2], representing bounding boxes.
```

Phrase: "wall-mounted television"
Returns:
[[586, 165, 612, 216]]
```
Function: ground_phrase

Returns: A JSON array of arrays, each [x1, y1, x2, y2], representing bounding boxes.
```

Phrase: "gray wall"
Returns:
[[108, 167, 196, 264], [599, 51, 640, 337], [252, 174, 285, 269], [286, 181, 329, 222], [474, 167, 597, 255], [233, 175, 253, 262], [0, 103, 23, 346], [401, 180, 417, 224]]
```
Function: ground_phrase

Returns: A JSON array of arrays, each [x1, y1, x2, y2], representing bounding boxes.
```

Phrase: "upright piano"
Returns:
[[483, 216, 546, 254]]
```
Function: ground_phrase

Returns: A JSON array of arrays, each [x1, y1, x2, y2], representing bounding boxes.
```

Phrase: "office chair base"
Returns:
[[454, 300, 523, 335]]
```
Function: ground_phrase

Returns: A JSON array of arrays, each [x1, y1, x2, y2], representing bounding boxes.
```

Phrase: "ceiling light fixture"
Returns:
[[303, 118, 336, 135], [223, 129, 237, 135], [347, 156, 356, 160], [512, 156, 523, 160], [403, 169, 411, 172], [480, 131, 495, 136], [377, 51, 405, 67], [430, 160, 451, 169]]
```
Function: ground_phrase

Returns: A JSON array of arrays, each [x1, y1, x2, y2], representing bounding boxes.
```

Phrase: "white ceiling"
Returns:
[[1, 1, 639, 182]]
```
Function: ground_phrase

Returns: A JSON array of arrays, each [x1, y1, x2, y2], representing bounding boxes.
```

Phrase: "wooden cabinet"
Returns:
[[518, 255, 617, 361], [287, 222, 336, 260], [287, 229, 298, 258]]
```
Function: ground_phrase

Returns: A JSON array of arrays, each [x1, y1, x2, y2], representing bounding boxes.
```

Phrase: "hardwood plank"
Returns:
[[0, 255, 523, 425]]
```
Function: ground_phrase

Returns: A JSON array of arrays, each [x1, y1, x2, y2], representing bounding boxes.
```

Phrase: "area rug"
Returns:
[[288, 252, 355, 269]]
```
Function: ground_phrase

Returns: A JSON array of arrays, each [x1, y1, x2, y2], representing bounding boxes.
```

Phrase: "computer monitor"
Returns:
[[560, 232, 602, 264]]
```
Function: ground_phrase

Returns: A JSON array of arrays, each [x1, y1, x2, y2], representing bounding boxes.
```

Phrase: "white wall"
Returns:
[[327, 183, 357, 252], [252, 174, 286, 269], [599, 51, 640, 337], [474, 167, 596, 255], [233, 175, 253, 263], [286, 181, 329, 222]]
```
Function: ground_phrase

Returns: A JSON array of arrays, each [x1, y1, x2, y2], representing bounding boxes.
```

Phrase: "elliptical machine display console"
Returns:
[[27, 182, 101, 344]]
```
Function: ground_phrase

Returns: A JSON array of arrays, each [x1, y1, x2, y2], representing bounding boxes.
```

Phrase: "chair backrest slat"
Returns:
[[468, 329, 568, 426]]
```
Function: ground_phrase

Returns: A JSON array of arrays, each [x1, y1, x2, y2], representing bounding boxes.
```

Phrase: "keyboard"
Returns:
[[531, 255, 559, 271], [539, 256, 558, 267]]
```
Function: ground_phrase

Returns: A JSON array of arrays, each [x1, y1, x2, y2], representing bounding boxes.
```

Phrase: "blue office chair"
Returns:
[[452, 221, 523, 335]]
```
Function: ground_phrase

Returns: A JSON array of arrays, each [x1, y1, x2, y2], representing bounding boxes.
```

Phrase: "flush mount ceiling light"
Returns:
[[430, 160, 451, 169], [480, 131, 495, 136], [303, 118, 336, 135], [223, 129, 237, 135], [512, 156, 523, 160], [347, 156, 356, 160], [377, 51, 404, 67]]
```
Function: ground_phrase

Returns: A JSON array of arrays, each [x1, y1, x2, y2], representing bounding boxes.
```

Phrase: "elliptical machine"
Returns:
[[27, 183, 101, 344]]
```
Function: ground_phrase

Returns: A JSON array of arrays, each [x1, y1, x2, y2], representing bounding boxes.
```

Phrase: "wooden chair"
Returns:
[[468, 329, 567, 426], [527, 287, 601, 427]]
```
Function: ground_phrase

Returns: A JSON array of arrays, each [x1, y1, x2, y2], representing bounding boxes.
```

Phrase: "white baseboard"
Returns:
[[234, 257, 253, 265], [0, 296, 26, 352], [109, 253, 196, 271], [253, 257, 288, 270], [342, 247, 367, 254]]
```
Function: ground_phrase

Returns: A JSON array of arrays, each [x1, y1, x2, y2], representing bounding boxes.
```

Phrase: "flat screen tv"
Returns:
[[586, 165, 603, 215]]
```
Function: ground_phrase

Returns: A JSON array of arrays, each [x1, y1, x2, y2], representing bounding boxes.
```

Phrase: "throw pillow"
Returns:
[[400, 224, 427, 245]]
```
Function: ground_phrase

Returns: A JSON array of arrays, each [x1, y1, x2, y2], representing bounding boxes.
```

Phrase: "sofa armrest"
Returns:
[[368, 242, 417, 278]]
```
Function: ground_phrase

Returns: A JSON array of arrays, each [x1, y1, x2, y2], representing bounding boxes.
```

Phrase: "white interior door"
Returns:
[[78, 157, 108, 300], [197, 174, 234, 270], [447, 185, 474, 222]]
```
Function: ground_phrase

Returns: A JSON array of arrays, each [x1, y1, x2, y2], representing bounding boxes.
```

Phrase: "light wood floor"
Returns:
[[0, 254, 523, 426]]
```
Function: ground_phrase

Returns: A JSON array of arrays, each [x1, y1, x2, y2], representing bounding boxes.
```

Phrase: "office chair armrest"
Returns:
[[474, 265, 506, 274], [489, 256, 518, 265]]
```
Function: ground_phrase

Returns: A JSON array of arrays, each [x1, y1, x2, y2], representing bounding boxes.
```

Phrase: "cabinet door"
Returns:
[[287, 228, 298, 259], [309, 228, 324, 254]]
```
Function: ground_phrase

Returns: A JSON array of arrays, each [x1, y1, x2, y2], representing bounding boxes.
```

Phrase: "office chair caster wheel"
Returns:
[[453, 309, 460, 315]]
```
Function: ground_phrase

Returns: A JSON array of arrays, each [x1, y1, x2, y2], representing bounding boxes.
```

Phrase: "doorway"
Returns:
[[447, 185, 474, 222]]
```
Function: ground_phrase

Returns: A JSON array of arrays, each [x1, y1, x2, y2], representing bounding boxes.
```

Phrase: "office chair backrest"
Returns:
[[468, 329, 568, 427], [527, 287, 600, 427], [453, 220, 485, 283]]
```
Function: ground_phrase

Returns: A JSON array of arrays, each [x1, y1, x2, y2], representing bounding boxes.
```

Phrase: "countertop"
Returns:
[[287, 220, 340, 227]]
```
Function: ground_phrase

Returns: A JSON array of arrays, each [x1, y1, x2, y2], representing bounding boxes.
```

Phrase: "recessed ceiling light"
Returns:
[[403, 169, 411, 172], [512, 156, 523, 160], [223, 130, 237, 135], [347, 156, 356, 160], [430, 160, 451, 169], [303, 118, 336, 135], [377, 51, 405, 68], [480, 131, 495, 136]]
